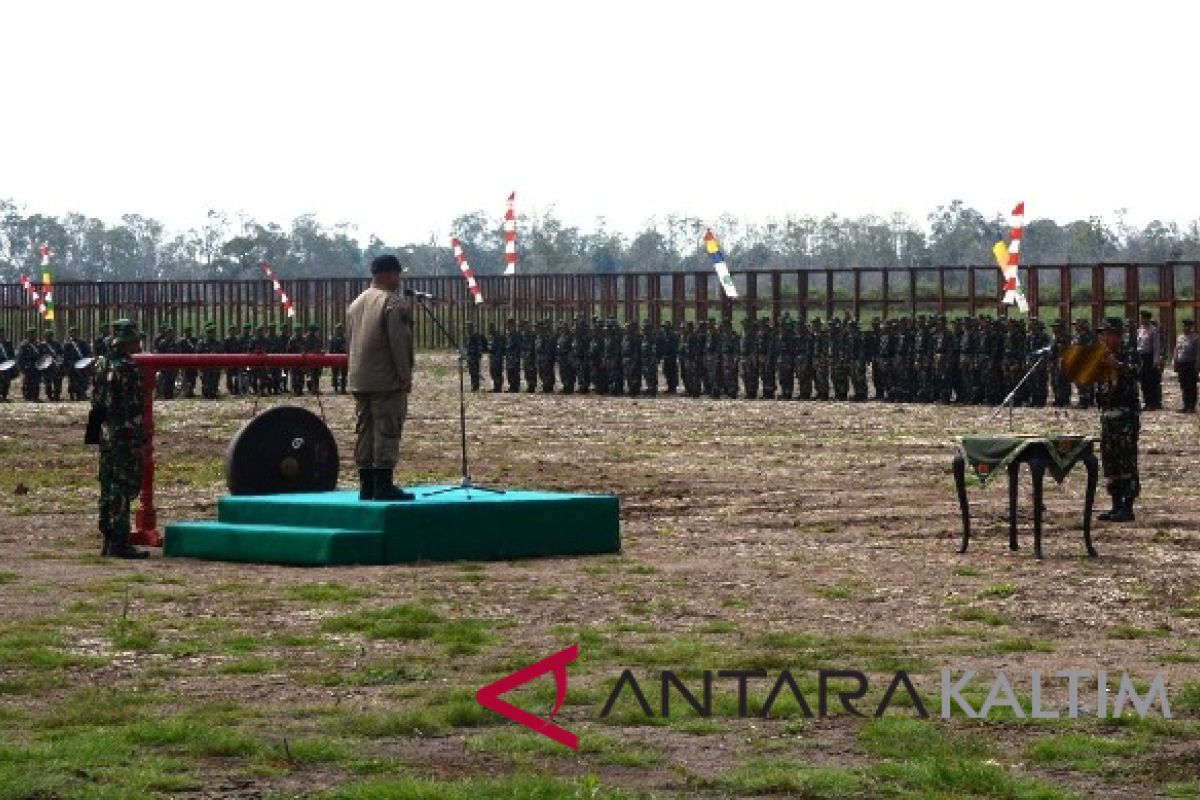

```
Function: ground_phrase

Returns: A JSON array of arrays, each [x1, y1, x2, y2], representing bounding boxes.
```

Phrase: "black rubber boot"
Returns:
[[359, 469, 376, 501], [373, 470, 415, 502], [1097, 496, 1122, 521], [105, 537, 149, 559], [1109, 500, 1136, 523]]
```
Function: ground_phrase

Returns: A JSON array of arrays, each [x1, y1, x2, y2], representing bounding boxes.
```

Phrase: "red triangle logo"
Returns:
[[475, 645, 578, 750]]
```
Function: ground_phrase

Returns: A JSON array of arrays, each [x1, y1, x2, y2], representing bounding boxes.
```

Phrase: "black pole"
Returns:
[[411, 295, 504, 496]]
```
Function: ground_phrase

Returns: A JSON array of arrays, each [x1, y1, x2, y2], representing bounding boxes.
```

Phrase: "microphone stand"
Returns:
[[990, 349, 1053, 431], [410, 293, 504, 497]]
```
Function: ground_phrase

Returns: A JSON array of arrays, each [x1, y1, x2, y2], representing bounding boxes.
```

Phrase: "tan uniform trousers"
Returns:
[[353, 390, 408, 469]]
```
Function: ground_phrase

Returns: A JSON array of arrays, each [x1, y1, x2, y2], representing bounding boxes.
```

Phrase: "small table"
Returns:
[[952, 434, 1099, 560]]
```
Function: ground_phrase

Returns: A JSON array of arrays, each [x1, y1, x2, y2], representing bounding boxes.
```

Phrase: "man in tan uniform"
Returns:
[[345, 254, 415, 501]]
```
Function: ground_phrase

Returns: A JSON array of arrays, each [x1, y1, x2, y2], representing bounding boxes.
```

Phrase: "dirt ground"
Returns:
[[0, 354, 1197, 799]]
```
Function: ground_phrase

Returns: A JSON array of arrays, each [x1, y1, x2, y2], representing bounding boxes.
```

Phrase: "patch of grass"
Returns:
[[1025, 733, 1148, 773], [124, 716, 265, 757], [952, 606, 1012, 626], [952, 566, 982, 577], [320, 602, 443, 640], [333, 691, 502, 738], [217, 655, 279, 675], [1108, 624, 1171, 640], [316, 774, 630, 800], [873, 756, 1077, 799], [1174, 681, 1200, 713], [285, 582, 377, 604], [716, 758, 866, 797], [812, 581, 859, 601], [860, 717, 989, 760], [0, 571, 19, 584], [108, 618, 158, 651], [979, 582, 1018, 599]]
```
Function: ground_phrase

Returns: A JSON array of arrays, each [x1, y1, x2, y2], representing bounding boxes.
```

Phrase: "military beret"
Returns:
[[307, 322, 319, 330], [1096, 317, 1125, 333]]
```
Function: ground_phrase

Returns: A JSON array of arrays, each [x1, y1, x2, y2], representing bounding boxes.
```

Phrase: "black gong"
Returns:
[[224, 406, 339, 496]]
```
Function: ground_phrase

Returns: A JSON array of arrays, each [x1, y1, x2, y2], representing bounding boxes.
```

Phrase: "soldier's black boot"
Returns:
[[373, 471, 415, 502], [358, 469, 375, 501], [1097, 495, 1122, 521], [1109, 499, 1136, 523], [105, 536, 149, 559]]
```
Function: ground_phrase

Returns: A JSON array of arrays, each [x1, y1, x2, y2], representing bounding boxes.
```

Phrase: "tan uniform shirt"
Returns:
[[345, 287, 414, 393]]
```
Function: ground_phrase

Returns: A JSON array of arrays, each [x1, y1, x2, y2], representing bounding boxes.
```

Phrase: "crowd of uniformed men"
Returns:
[[2, 310, 1194, 414], [0, 320, 348, 403], [463, 311, 1196, 412]]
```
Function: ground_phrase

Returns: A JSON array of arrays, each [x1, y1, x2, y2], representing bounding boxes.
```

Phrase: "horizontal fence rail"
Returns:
[[2, 263, 1198, 349]]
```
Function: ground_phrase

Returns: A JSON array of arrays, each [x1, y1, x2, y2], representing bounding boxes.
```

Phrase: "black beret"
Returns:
[[371, 254, 403, 274]]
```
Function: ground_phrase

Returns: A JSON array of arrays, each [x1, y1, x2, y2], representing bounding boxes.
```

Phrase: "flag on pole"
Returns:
[[703, 228, 738, 298], [503, 192, 517, 276], [258, 261, 296, 318], [39, 244, 55, 321], [992, 202, 1028, 313], [19, 274, 48, 318], [451, 237, 484, 305]]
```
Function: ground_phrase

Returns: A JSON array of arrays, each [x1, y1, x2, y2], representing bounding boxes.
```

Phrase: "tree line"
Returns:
[[2, 198, 1199, 283]]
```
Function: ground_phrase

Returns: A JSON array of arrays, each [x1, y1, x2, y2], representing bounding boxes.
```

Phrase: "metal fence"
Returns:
[[3, 263, 1198, 349]]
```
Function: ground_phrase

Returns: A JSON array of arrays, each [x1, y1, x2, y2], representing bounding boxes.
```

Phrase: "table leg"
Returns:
[[1007, 461, 1020, 551], [1030, 457, 1046, 559], [954, 456, 970, 553], [1081, 449, 1099, 557]]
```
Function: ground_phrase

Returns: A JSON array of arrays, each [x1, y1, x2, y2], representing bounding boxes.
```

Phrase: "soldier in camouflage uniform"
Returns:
[[224, 324, 244, 396], [1001, 319, 1027, 405], [92, 323, 111, 361], [720, 319, 739, 399], [156, 328, 179, 400], [329, 323, 348, 394], [794, 319, 813, 400], [740, 318, 759, 400], [557, 322, 576, 394], [659, 321, 679, 394], [1094, 318, 1141, 522], [486, 323, 505, 393], [876, 320, 896, 401], [504, 319, 522, 393], [40, 328, 65, 401], [197, 322, 222, 399], [829, 318, 850, 401], [759, 318, 778, 399], [535, 320, 556, 393], [18, 328, 41, 402], [980, 317, 1004, 405], [286, 323, 306, 395], [639, 319, 658, 396], [302, 322, 323, 394], [1049, 319, 1072, 407], [865, 318, 883, 400], [465, 322, 485, 392], [777, 315, 797, 400], [810, 319, 830, 400], [604, 320, 623, 395], [890, 319, 911, 401], [573, 318, 591, 394], [620, 321, 641, 396], [957, 317, 978, 404], [1072, 318, 1097, 409], [704, 320, 722, 399], [846, 320, 867, 401], [1025, 318, 1051, 407], [89, 318, 150, 559], [0, 328, 13, 402], [589, 320, 608, 394], [520, 320, 538, 393], [64, 326, 91, 401], [177, 326, 197, 398]]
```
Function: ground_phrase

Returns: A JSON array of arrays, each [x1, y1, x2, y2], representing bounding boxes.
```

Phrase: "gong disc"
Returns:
[[224, 406, 339, 496], [1060, 342, 1116, 386]]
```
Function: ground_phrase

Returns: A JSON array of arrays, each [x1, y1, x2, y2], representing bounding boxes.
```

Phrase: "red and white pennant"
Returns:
[[503, 192, 517, 276], [258, 261, 296, 318], [451, 237, 484, 305], [1003, 202, 1028, 313], [19, 274, 47, 318]]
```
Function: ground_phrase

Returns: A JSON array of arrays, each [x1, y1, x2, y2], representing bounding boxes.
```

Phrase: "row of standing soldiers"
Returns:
[[463, 315, 1114, 407], [149, 321, 347, 400], [0, 322, 349, 402], [1, 326, 95, 402]]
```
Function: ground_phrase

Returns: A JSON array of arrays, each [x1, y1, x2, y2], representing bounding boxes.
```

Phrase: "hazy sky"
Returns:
[[2, 0, 1197, 243]]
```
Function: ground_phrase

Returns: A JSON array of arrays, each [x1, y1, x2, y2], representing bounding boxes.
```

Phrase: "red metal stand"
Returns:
[[128, 353, 348, 546]]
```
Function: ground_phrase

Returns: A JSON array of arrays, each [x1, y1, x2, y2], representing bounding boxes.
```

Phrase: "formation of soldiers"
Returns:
[[464, 313, 1139, 408], [0, 320, 348, 402]]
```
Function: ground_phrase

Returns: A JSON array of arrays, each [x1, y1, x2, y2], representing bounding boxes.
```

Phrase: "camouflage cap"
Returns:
[[111, 318, 140, 344], [1096, 317, 1125, 333]]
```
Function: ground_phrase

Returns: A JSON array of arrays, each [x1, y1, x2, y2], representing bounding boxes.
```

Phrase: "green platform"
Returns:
[[162, 486, 621, 566]]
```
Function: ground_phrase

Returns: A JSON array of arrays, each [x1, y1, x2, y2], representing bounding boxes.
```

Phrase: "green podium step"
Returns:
[[163, 486, 621, 566]]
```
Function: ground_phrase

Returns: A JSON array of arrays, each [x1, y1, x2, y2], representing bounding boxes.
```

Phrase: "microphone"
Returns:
[[404, 288, 436, 300]]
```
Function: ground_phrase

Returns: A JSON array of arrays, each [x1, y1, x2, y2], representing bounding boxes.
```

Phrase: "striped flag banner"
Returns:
[[19, 274, 48, 318], [39, 244, 55, 321], [258, 261, 296, 318], [503, 192, 517, 276], [992, 202, 1028, 313], [703, 228, 739, 299], [451, 237, 484, 305]]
